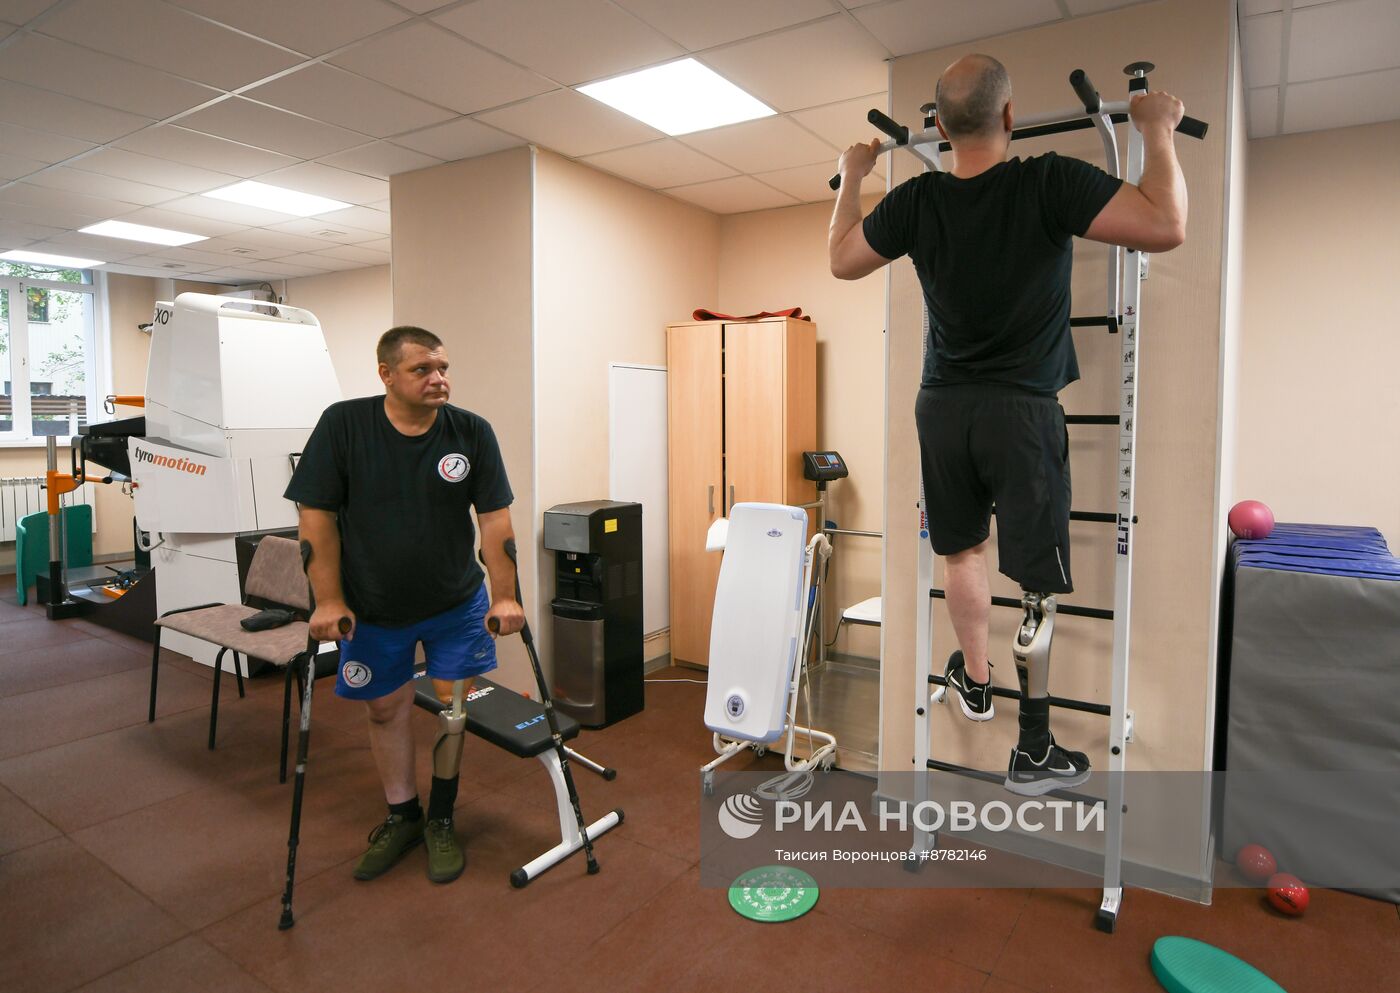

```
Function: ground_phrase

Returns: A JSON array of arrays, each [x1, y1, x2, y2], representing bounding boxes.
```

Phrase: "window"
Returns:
[[0, 262, 104, 443]]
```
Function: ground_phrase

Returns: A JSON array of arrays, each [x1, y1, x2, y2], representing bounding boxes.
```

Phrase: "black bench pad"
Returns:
[[411, 675, 579, 759]]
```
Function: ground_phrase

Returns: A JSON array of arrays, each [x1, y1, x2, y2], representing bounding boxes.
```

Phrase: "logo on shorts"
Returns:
[[438, 453, 470, 482], [342, 662, 372, 689]]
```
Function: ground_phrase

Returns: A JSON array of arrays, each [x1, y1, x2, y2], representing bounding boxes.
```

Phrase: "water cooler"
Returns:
[[543, 500, 643, 728]]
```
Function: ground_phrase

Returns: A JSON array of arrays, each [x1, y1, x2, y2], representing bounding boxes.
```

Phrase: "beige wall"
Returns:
[[282, 265, 392, 400], [717, 196, 886, 659], [390, 146, 539, 694], [880, 0, 1233, 881], [532, 149, 720, 663], [1237, 120, 1400, 543]]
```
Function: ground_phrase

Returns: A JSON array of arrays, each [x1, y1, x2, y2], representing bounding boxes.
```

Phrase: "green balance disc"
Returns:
[[728, 865, 820, 923], [1151, 936, 1287, 993]]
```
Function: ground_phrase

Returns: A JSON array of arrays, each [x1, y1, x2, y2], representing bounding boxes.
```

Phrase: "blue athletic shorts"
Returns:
[[335, 585, 497, 700]]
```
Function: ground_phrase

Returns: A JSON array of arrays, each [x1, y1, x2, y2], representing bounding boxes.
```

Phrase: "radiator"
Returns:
[[0, 477, 98, 542]]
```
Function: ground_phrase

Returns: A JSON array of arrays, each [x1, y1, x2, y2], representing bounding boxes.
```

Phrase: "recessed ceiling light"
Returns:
[[202, 180, 350, 217], [0, 249, 105, 268], [578, 59, 775, 136], [79, 220, 207, 246]]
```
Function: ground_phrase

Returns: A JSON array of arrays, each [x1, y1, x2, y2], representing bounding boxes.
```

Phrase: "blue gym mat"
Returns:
[[1234, 524, 1400, 580]]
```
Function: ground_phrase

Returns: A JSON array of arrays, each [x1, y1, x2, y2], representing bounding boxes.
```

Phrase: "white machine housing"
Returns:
[[131, 293, 341, 667]]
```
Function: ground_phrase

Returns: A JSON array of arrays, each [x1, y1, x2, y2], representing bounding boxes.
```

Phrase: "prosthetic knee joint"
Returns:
[[1013, 592, 1058, 698], [432, 678, 467, 779]]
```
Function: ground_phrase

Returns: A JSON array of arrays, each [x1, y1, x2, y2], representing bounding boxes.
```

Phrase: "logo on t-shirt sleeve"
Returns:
[[438, 453, 470, 482]]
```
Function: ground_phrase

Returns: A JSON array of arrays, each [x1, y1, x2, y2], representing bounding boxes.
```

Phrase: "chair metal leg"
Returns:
[[209, 647, 226, 750], [233, 651, 246, 698], [148, 629, 161, 723], [280, 662, 295, 784]]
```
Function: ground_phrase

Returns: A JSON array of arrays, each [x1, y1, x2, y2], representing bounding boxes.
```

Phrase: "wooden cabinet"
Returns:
[[666, 317, 816, 668]]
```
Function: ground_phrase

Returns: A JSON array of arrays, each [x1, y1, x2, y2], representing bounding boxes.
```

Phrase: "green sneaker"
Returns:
[[425, 818, 465, 884], [352, 814, 424, 881]]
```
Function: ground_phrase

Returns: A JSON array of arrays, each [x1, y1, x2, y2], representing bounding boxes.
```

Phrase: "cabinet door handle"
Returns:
[[707, 485, 714, 515], [729, 484, 735, 510]]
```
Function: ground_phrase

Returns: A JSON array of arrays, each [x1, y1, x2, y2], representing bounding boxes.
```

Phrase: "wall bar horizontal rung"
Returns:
[[929, 589, 1114, 621], [1065, 414, 1120, 425], [1070, 316, 1120, 330], [1069, 511, 1117, 523], [924, 758, 1106, 807], [928, 674, 1111, 716]]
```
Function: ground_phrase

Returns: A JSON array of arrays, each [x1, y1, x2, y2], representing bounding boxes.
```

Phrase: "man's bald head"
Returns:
[[935, 54, 1012, 140]]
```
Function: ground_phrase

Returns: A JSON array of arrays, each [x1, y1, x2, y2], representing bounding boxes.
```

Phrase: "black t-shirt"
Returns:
[[863, 152, 1122, 396], [284, 397, 514, 626]]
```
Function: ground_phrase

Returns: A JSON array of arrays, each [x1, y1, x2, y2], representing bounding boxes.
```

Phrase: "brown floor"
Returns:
[[1, 578, 1396, 993]]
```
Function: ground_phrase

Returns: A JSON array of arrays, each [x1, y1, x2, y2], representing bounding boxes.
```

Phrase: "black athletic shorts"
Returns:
[[915, 384, 1073, 593]]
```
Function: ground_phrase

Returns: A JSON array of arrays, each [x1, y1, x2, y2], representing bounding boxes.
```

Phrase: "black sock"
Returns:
[[389, 796, 422, 822], [427, 775, 459, 822], [1018, 698, 1051, 753]]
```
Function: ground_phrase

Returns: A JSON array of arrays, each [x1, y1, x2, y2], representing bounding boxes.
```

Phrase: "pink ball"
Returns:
[[1229, 500, 1275, 539]]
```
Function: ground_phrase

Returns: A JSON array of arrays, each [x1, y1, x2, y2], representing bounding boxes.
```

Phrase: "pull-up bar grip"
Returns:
[[868, 109, 909, 145], [1070, 69, 1101, 115]]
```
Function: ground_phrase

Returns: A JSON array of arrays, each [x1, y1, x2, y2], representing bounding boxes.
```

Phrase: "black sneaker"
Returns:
[[945, 651, 994, 722], [1004, 736, 1092, 796]]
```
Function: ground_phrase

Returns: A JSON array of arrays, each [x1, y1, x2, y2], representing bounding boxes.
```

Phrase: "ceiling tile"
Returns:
[[1242, 13, 1283, 89], [263, 217, 385, 244], [307, 243, 392, 265], [317, 141, 443, 180], [244, 64, 455, 139], [853, 0, 1062, 56], [330, 22, 556, 115], [754, 159, 884, 203], [176, 97, 367, 159], [701, 16, 890, 112], [433, 0, 683, 85], [115, 125, 299, 177], [790, 93, 889, 148], [0, 21, 15, 41], [313, 205, 390, 235], [476, 88, 663, 157], [200, 265, 284, 281], [125, 244, 256, 267], [199, 229, 341, 256], [614, 0, 836, 52], [582, 139, 737, 189], [265, 255, 337, 274], [0, 2, 58, 23], [259, 162, 390, 205], [0, 219, 66, 245], [107, 206, 245, 238], [389, 117, 524, 161], [109, 254, 222, 275], [70, 147, 241, 194], [1061, 0, 1147, 14], [0, 151, 45, 181], [358, 238, 391, 252], [1288, 0, 1400, 84], [0, 80, 154, 143], [0, 122, 96, 164], [0, 198, 113, 230], [1282, 67, 1400, 134], [36, 0, 303, 91], [1246, 87, 1279, 139], [1240, 0, 1333, 15], [0, 33, 222, 119], [22, 167, 185, 207], [0, 181, 143, 219], [154, 193, 297, 228], [21, 232, 149, 261], [680, 115, 837, 174], [168, 0, 409, 57], [663, 175, 800, 214]]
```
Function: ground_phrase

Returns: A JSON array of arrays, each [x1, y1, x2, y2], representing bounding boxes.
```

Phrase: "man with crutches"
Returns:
[[829, 54, 1187, 795], [289, 324, 524, 883]]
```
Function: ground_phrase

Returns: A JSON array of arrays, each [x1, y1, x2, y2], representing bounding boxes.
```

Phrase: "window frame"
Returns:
[[0, 268, 108, 448]]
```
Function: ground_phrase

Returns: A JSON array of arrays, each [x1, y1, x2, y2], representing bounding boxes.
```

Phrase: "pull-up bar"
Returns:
[[828, 66, 1208, 190]]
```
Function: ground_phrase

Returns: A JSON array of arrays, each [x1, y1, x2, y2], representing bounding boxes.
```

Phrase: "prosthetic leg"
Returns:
[[432, 679, 467, 781], [1013, 592, 1056, 702], [1007, 591, 1091, 794]]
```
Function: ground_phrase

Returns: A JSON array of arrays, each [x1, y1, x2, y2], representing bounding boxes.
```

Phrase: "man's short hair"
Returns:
[[935, 55, 1012, 140], [377, 325, 443, 366]]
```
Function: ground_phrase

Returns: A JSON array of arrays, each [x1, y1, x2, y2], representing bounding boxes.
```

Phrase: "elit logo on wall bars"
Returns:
[[133, 447, 208, 476]]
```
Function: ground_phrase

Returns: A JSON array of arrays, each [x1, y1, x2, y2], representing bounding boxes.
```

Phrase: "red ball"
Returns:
[[1229, 500, 1275, 539], [1266, 873, 1309, 916], [1236, 843, 1277, 884]]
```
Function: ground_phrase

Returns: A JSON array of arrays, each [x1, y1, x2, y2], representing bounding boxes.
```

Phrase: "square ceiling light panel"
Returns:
[[1, 249, 105, 268], [578, 59, 775, 136], [202, 181, 351, 217], [79, 220, 207, 246]]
